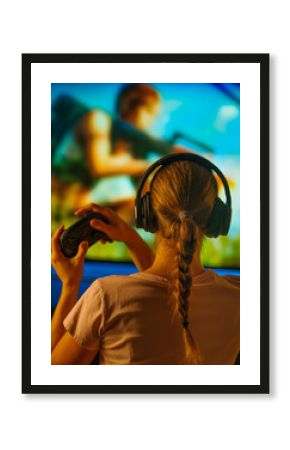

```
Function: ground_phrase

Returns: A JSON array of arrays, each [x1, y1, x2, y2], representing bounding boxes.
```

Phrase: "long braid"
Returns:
[[171, 215, 201, 364], [150, 160, 217, 364]]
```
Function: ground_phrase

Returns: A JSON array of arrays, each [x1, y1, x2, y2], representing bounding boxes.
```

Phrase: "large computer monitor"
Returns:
[[51, 83, 240, 269]]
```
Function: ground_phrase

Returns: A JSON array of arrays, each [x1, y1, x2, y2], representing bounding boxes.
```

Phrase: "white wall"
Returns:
[[0, 1, 287, 449]]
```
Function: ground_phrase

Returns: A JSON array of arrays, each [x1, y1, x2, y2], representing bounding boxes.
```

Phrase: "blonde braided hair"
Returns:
[[150, 160, 217, 364]]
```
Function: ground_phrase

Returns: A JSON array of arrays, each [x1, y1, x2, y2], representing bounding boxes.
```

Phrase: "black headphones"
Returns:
[[135, 153, 232, 238]]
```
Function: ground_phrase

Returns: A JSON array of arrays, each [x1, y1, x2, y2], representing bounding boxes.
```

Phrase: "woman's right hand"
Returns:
[[74, 203, 137, 245], [75, 202, 155, 271]]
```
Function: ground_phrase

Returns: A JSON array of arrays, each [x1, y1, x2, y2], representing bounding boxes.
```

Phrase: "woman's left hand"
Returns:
[[51, 225, 88, 287]]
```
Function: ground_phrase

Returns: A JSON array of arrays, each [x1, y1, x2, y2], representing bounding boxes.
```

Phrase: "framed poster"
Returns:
[[22, 53, 269, 394]]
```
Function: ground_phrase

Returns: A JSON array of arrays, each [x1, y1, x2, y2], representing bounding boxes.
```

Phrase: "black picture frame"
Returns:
[[22, 53, 269, 394]]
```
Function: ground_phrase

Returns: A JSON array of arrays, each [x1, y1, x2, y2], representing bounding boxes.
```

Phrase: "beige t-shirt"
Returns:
[[63, 269, 240, 365]]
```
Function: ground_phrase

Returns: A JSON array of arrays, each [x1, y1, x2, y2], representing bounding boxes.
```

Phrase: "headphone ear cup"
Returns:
[[205, 198, 232, 238], [141, 192, 158, 233], [135, 197, 144, 229], [148, 200, 158, 233], [142, 193, 150, 231]]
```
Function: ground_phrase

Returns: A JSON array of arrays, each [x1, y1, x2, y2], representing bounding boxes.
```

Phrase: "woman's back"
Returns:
[[63, 270, 239, 365]]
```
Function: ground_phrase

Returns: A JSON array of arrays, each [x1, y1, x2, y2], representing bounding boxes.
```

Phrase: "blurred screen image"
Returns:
[[51, 83, 240, 268]]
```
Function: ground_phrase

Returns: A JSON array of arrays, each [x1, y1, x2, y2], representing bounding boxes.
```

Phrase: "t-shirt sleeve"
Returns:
[[63, 279, 105, 351]]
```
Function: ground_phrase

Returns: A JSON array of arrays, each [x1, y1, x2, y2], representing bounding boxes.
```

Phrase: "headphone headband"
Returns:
[[136, 152, 231, 209], [135, 152, 232, 237]]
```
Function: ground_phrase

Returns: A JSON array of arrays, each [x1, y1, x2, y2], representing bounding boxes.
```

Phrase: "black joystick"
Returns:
[[58, 212, 113, 258]]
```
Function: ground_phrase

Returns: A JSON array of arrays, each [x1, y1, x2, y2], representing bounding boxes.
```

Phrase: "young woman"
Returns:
[[51, 158, 240, 365]]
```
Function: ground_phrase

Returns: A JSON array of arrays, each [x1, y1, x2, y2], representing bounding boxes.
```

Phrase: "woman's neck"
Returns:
[[143, 237, 205, 280]]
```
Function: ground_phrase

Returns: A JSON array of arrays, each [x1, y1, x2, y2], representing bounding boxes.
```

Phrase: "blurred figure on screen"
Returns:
[[52, 84, 162, 224]]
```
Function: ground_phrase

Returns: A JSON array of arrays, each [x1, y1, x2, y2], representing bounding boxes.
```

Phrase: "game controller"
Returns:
[[59, 212, 113, 258]]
